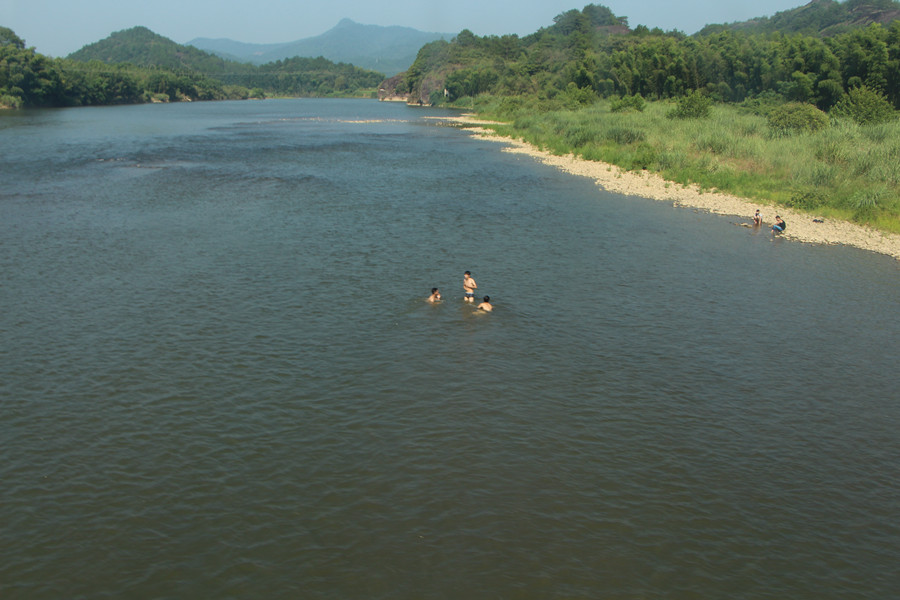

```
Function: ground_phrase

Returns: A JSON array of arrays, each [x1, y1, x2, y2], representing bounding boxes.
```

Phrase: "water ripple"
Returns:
[[2, 99, 899, 600]]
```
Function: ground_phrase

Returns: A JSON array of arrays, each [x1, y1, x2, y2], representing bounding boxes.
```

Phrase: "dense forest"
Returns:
[[396, 1, 900, 112], [0, 26, 385, 109]]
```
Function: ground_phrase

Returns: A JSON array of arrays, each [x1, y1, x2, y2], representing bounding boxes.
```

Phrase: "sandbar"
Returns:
[[430, 115, 900, 262]]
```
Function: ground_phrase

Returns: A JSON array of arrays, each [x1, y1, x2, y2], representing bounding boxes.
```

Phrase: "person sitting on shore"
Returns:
[[427, 288, 441, 303], [477, 296, 493, 312], [772, 215, 786, 234], [753, 209, 762, 226]]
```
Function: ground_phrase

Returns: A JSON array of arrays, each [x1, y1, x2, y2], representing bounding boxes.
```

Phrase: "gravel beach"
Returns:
[[433, 115, 900, 262]]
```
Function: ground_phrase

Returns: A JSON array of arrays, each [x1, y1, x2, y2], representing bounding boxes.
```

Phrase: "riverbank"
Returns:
[[431, 115, 900, 262]]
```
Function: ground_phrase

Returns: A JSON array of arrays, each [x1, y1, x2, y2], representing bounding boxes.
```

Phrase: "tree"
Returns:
[[667, 90, 712, 119], [767, 102, 829, 135], [816, 78, 845, 110], [832, 84, 897, 124], [582, 4, 621, 27], [455, 30, 479, 48], [0, 27, 25, 49]]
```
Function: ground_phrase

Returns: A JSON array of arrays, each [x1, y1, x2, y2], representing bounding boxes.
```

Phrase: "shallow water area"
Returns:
[[1, 99, 899, 599]]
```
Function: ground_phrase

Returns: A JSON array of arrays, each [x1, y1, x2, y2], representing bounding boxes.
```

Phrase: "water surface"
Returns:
[[1, 99, 899, 599]]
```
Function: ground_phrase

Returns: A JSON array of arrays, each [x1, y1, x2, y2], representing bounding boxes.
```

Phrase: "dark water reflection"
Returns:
[[1, 100, 898, 599]]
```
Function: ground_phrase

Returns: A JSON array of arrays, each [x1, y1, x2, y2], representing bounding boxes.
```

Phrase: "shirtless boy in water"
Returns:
[[477, 296, 493, 312], [463, 271, 477, 303], [427, 288, 441, 303]]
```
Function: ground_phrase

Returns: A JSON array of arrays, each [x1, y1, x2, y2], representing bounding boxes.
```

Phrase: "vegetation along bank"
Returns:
[[386, 1, 900, 245]]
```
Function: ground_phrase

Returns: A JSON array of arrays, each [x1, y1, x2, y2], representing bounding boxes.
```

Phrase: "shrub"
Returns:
[[766, 102, 829, 136], [492, 96, 527, 119], [851, 187, 885, 222], [564, 124, 601, 147], [560, 82, 597, 110], [832, 86, 896, 126], [605, 126, 645, 144], [740, 90, 785, 116], [610, 94, 645, 113], [628, 143, 658, 170], [786, 190, 826, 210], [0, 94, 23, 109], [667, 90, 712, 119], [695, 132, 732, 154]]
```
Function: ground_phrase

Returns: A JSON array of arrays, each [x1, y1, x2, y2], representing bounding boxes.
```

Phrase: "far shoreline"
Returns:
[[431, 114, 900, 262]]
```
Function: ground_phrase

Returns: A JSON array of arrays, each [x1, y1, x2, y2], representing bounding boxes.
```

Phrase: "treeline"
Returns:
[[219, 56, 385, 96], [0, 26, 385, 109], [398, 3, 900, 113], [0, 27, 251, 108]]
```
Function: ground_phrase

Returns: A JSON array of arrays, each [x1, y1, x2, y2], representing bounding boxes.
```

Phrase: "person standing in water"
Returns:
[[753, 209, 762, 226], [477, 296, 493, 312], [463, 271, 477, 303], [427, 288, 441, 303]]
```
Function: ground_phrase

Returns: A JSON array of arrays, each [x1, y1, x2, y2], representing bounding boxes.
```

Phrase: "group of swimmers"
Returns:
[[427, 270, 492, 311], [752, 209, 787, 234]]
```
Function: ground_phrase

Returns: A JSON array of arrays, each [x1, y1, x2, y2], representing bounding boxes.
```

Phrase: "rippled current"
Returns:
[[1, 99, 899, 599]]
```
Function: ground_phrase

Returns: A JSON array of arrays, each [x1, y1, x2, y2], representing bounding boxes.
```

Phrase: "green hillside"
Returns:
[[698, 0, 900, 36], [1, 25, 243, 108], [68, 26, 238, 75], [392, 2, 900, 111]]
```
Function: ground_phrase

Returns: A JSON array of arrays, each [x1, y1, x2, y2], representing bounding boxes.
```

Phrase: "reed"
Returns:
[[475, 97, 900, 233]]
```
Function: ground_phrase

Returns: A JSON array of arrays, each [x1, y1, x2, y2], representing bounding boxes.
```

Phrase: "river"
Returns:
[[1, 99, 898, 599]]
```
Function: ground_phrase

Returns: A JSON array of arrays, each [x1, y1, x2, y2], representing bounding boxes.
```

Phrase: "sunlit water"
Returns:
[[1, 99, 898, 599]]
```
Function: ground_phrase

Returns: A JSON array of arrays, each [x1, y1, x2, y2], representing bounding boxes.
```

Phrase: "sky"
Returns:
[[3, 0, 810, 58]]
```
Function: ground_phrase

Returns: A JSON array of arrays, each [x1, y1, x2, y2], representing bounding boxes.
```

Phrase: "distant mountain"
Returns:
[[697, 0, 900, 36], [189, 18, 452, 75]]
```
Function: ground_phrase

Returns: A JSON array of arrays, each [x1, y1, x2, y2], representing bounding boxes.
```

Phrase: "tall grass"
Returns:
[[475, 96, 900, 233]]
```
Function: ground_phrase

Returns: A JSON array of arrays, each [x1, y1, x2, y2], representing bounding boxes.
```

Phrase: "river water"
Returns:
[[1, 99, 898, 599]]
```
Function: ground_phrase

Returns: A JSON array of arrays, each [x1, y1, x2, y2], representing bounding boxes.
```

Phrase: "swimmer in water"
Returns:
[[427, 288, 441, 303], [477, 295, 493, 312]]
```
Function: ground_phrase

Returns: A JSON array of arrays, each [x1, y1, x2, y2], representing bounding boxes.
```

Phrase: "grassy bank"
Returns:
[[466, 97, 900, 234]]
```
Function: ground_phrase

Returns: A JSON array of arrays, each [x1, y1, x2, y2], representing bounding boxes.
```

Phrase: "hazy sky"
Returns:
[[4, 0, 809, 58]]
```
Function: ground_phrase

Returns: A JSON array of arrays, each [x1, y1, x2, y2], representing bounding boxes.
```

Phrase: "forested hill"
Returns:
[[1, 25, 246, 108], [698, 0, 900, 36], [390, 2, 900, 111], [67, 26, 245, 76]]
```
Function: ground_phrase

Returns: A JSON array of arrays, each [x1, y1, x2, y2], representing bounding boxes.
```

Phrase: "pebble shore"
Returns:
[[433, 115, 900, 262]]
